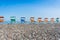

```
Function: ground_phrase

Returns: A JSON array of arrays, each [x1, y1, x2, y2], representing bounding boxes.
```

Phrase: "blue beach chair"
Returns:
[[21, 17, 25, 24]]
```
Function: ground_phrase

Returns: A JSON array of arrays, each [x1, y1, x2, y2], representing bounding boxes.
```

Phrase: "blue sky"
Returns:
[[0, 0, 60, 21]]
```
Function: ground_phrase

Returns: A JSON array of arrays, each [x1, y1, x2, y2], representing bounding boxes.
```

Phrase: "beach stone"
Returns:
[[0, 24, 60, 40]]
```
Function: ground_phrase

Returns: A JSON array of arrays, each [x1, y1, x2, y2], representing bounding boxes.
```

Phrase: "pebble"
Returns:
[[0, 24, 60, 40]]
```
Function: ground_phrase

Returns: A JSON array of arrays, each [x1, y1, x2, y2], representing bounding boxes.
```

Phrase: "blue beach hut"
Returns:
[[21, 17, 25, 24]]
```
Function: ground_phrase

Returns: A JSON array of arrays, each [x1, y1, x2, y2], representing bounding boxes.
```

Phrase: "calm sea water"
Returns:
[[0, 21, 59, 24]]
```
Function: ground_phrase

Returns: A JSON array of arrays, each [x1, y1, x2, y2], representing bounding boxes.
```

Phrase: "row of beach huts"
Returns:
[[0, 16, 60, 24]]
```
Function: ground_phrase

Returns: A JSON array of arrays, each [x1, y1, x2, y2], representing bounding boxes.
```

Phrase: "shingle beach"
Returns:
[[0, 23, 60, 40]]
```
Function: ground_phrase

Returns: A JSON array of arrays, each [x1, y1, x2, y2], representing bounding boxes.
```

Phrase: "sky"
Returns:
[[0, 0, 60, 21]]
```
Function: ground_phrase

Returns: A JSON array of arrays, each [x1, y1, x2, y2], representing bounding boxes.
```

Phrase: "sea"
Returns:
[[0, 21, 59, 24]]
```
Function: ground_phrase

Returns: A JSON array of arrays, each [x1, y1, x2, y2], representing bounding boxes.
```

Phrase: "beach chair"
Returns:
[[10, 16, 16, 24], [44, 18, 48, 23], [38, 17, 42, 23], [30, 17, 34, 23], [56, 18, 59, 23], [21, 17, 25, 24], [0, 16, 4, 22], [50, 18, 54, 23]]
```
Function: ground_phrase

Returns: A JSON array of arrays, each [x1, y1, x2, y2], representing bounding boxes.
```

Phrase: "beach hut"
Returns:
[[0, 16, 4, 22], [38, 17, 42, 23], [10, 16, 16, 23], [30, 17, 34, 23], [44, 18, 48, 22], [21, 17, 25, 24], [50, 18, 54, 23], [56, 18, 59, 23]]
